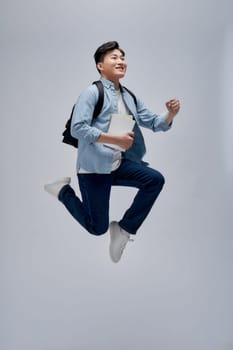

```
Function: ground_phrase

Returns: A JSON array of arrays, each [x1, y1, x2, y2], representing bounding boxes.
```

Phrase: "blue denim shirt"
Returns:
[[71, 77, 171, 173]]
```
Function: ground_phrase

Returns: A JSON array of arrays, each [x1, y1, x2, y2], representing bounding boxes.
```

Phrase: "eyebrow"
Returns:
[[110, 53, 125, 58]]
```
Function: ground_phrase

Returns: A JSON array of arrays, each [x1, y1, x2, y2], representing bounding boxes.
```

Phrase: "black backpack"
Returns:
[[62, 80, 137, 148]]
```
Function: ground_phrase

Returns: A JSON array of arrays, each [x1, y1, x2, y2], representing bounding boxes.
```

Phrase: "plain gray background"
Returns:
[[1, 0, 233, 349]]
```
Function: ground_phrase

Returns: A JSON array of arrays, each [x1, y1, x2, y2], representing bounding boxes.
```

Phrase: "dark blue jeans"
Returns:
[[58, 159, 165, 235]]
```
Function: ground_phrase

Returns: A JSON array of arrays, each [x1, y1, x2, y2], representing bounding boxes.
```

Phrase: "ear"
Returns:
[[97, 62, 103, 72]]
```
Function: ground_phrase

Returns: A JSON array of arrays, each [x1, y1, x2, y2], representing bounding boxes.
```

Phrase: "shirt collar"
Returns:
[[100, 77, 115, 89]]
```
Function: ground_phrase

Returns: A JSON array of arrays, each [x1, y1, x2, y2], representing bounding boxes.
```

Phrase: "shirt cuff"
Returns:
[[159, 112, 173, 131], [87, 127, 102, 143]]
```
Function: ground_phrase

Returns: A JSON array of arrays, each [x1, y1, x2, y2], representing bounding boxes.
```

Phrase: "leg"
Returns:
[[58, 173, 112, 236], [112, 159, 165, 234]]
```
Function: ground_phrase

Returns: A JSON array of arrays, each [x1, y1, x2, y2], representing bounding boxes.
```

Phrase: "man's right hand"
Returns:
[[97, 131, 134, 150], [114, 132, 134, 150]]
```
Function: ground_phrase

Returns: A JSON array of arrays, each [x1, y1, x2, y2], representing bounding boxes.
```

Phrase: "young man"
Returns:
[[44, 41, 180, 263]]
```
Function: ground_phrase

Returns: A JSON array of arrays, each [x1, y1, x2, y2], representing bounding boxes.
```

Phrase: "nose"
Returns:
[[117, 57, 126, 65]]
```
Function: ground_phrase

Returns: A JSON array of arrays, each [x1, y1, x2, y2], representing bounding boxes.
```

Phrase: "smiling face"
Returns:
[[96, 49, 127, 85]]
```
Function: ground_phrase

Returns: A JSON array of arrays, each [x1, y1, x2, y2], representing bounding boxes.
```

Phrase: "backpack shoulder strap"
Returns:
[[92, 80, 104, 118], [121, 85, 137, 107]]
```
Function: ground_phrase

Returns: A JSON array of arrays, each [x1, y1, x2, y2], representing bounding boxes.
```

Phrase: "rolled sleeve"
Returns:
[[157, 112, 173, 131]]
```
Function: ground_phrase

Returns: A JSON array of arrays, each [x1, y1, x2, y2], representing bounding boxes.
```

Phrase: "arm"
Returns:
[[127, 94, 180, 131], [71, 86, 102, 144]]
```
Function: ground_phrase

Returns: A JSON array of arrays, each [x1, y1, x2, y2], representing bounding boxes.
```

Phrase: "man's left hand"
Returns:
[[166, 99, 180, 117]]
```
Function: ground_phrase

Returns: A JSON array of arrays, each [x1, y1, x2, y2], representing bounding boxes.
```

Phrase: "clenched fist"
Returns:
[[166, 99, 180, 117]]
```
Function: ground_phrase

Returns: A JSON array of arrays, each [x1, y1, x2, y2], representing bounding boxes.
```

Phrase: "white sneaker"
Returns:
[[44, 177, 71, 198], [109, 221, 131, 263]]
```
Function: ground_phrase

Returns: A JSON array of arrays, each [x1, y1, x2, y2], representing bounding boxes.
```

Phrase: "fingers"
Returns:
[[115, 132, 135, 150], [125, 132, 134, 148], [166, 99, 180, 109], [127, 131, 135, 138], [166, 99, 180, 115]]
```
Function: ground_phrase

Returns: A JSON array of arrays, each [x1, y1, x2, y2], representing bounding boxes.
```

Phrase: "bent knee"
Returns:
[[158, 173, 165, 187], [89, 223, 109, 236], [150, 171, 165, 188]]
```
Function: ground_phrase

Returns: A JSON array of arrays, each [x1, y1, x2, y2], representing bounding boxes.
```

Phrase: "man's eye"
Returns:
[[110, 55, 125, 61]]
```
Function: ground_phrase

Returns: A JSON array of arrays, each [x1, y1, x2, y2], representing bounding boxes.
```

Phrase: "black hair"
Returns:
[[94, 41, 125, 65]]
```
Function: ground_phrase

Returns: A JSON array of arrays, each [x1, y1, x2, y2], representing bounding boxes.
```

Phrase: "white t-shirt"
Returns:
[[79, 90, 128, 174]]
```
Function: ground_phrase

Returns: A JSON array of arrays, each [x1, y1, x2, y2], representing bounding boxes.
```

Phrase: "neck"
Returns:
[[113, 81, 120, 90]]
